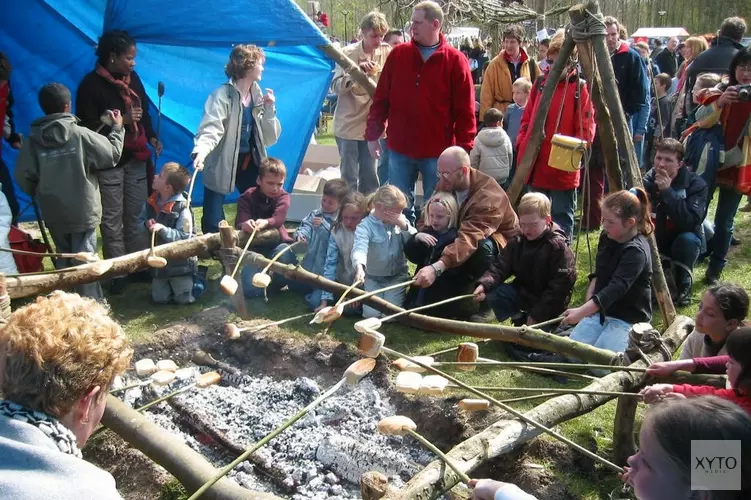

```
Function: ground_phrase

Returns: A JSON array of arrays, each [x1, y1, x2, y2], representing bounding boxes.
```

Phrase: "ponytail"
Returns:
[[601, 187, 654, 236]]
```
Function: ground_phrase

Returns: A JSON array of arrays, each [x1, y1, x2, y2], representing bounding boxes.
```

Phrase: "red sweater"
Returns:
[[516, 71, 596, 191], [693, 355, 730, 374], [672, 384, 751, 415], [234, 187, 292, 242], [365, 34, 476, 158]]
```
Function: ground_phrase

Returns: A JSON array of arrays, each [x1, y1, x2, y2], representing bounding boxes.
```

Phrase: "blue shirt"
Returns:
[[504, 103, 525, 146], [239, 103, 253, 154], [417, 42, 440, 62]]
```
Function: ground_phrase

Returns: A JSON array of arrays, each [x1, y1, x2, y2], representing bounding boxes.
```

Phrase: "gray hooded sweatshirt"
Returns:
[[15, 113, 124, 233]]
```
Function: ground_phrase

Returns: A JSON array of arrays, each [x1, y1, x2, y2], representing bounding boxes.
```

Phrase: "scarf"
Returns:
[[0, 399, 82, 458]]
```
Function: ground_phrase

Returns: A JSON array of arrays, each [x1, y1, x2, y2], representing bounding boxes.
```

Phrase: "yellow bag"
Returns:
[[549, 134, 587, 172]]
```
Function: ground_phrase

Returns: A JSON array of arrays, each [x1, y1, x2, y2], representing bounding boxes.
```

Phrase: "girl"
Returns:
[[641, 327, 751, 415], [404, 193, 464, 318], [352, 185, 416, 318], [317, 192, 369, 313], [623, 396, 751, 500], [562, 189, 653, 353], [192, 44, 281, 234]]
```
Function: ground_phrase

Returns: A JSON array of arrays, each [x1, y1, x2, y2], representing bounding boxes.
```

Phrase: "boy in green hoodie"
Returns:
[[15, 83, 124, 300]]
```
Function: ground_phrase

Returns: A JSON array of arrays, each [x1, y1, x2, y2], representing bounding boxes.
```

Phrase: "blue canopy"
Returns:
[[1, 0, 333, 221]]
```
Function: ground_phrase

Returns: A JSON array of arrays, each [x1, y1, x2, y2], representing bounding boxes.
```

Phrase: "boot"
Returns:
[[469, 301, 496, 323]]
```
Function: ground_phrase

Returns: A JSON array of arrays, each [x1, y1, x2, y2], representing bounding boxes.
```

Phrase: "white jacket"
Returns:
[[0, 185, 18, 275], [470, 127, 513, 184]]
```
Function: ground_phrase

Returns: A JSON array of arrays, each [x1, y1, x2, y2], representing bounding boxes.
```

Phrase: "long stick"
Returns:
[[339, 279, 416, 309], [381, 294, 475, 323], [482, 362, 597, 381], [405, 429, 471, 484], [244, 312, 316, 334], [110, 380, 149, 394], [499, 393, 559, 404], [446, 384, 642, 398], [136, 383, 196, 413], [0, 247, 94, 261], [260, 240, 304, 274], [321, 278, 364, 335], [186, 168, 199, 239], [188, 379, 346, 500], [381, 346, 625, 473], [231, 226, 259, 279], [433, 361, 648, 373]]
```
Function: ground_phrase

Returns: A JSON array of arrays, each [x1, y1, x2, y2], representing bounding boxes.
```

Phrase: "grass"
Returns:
[[67, 161, 751, 498]]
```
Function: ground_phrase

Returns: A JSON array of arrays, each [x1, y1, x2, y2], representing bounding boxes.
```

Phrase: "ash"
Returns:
[[129, 372, 433, 499]]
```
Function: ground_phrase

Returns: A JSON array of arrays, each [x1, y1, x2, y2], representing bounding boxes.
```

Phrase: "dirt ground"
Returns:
[[87, 308, 598, 500]]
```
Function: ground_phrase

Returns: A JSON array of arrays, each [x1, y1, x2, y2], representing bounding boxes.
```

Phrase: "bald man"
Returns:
[[413, 147, 519, 319]]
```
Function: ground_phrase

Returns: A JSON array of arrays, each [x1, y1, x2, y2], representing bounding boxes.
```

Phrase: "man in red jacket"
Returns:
[[365, 0, 476, 222]]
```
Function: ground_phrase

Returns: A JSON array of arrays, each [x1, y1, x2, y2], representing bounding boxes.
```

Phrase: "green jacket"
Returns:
[[15, 113, 124, 233]]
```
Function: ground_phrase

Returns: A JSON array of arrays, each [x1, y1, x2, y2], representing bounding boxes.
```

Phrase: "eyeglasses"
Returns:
[[436, 171, 456, 180]]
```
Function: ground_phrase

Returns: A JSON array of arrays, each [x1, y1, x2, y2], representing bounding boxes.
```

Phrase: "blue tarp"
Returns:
[[1, 0, 334, 222]]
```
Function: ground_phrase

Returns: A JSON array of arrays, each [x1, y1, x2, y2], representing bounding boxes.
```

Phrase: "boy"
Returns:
[[470, 108, 513, 185], [293, 178, 348, 308], [644, 73, 672, 171], [473, 192, 576, 326], [503, 77, 531, 188], [235, 157, 297, 297], [15, 82, 124, 300], [137, 162, 199, 304]]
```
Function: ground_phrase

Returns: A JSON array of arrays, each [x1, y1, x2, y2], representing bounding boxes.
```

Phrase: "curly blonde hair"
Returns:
[[225, 44, 265, 80], [0, 292, 133, 418]]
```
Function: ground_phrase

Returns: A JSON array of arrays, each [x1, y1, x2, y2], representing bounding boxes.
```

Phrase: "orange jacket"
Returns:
[[479, 49, 539, 118]]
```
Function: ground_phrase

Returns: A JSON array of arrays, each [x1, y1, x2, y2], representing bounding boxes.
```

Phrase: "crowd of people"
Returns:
[[1, 0, 751, 498]]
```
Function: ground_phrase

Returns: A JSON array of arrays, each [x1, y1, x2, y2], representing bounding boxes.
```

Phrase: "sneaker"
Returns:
[[675, 288, 692, 307], [739, 202, 751, 213], [704, 268, 721, 286], [109, 277, 128, 295]]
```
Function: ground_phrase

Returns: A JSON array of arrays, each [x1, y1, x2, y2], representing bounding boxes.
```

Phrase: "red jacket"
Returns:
[[672, 384, 751, 415], [516, 71, 595, 191], [365, 34, 476, 158]]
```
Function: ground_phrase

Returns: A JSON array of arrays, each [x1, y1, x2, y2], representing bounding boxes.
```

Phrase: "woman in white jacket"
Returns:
[[192, 44, 281, 234]]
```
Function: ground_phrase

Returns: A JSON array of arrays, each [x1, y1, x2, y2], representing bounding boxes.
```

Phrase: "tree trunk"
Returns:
[[101, 396, 282, 500], [219, 221, 248, 319], [381, 315, 694, 499], [318, 43, 377, 97]]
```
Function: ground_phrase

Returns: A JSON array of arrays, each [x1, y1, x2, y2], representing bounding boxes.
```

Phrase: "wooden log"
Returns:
[[5, 229, 281, 299], [219, 221, 248, 319], [505, 34, 576, 205], [234, 251, 620, 365], [101, 396, 282, 500], [612, 396, 638, 464], [318, 43, 377, 97], [381, 315, 694, 499]]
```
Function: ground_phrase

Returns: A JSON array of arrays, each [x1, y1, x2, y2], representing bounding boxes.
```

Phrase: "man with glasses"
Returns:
[[365, 0, 476, 222], [413, 146, 519, 322]]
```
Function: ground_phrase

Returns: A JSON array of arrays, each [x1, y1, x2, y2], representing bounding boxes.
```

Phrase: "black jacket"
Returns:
[[643, 166, 708, 251], [592, 232, 652, 324], [611, 43, 650, 117], [476, 224, 576, 321], [654, 49, 679, 78], [686, 36, 744, 113]]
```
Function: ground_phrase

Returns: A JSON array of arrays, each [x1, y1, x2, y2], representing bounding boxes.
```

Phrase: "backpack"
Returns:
[[684, 125, 724, 193], [8, 225, 46, 273]]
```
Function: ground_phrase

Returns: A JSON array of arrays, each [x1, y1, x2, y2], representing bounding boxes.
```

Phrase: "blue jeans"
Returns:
[[387, 149, 438, 223], [666, 232, 701, 291], [201, 187, 227, 235], [569, 314, 632, 353], [241, 243, 298, 298], [378, 138, 390, 186], [707, 187, 743, 274], [486, 283, 524, 321], [362, 274, 410, 318], [528, 187, 576, 243], [336, 137, 379, 195]]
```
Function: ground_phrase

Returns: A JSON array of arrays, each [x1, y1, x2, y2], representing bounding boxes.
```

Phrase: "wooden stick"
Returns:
[[231, 226, 259, 280], [405, 429, 471, 484], [475, 360, 598, 381], [380, 346, 624, 473], [260, 240, 303, 274], [338, 279, 416, 309], [498, 393, 559, 404], [110, 380, 149, 394], [381, 294, 475, 323], [186, 168, 199, 239], [0, 246, 96, 262], [432, 361, 648, 373], [445, 384, 642, 398]]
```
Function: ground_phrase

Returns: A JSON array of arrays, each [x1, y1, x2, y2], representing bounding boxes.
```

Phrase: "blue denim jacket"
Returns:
[[296, 208, 336, 276], [320, 228, 354, 302], [352, 214, 416, 278]]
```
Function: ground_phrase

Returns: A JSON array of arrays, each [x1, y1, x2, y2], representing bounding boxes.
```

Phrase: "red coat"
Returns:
[[516, 71, 595, 191], [365, 34, 476, 159]]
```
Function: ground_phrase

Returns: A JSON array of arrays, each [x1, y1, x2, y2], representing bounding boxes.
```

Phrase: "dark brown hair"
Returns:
[[483, 108, 504, 127], [502, 25, 525, 43], [655, 138, 685, 162], [654, 73, 672, 90], [601, 188, 654, 236], [726, 327, 751, 394], [323, 178, 348, 202], [225, 44, 265, 80], [720, 17, 747, 42], [334, 192, 368, 231]]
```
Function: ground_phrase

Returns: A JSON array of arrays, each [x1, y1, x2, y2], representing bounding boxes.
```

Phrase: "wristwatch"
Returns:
[[430, 263, 443, 277]]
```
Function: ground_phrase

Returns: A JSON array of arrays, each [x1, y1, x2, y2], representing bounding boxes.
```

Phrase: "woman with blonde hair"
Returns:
[[0, 291, 133, 498], [672, 36, 710, 134], [192, 44, 282, 234]]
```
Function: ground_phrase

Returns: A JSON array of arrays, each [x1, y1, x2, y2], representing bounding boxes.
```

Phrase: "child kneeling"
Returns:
[[473, 192, 576, 326], [353, 185, 416, 318], [562, 189, 653, 352], [137, 162, 199, 304]]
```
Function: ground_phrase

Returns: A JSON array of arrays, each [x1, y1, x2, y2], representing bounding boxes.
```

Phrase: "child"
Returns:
[[137, 162, 198, 304], [293, 178, 348, 309], [474, 192, 576, 326], [503, 77, 531, 188], [318, 192, 369, 313], [562, 189, 653, 353], [235, 157, 297, 298], [644, 73, 672, 170], [404, 193, 466, 318], [15, 83, 124, 301], [352, 185, 416, 318], [622, 396, 751, 500], [640, 327, 751, 415], [470, 109, 513, 186]]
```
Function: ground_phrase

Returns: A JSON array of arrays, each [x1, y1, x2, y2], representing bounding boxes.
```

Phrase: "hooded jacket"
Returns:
[[365, 34, 476, 158], [517, 72, 596, 191], [476, 223, 576, 321], [479, 49, 539, 117], [470, 127, 513, 183], [15, 113, 124, 233], [611, 41, 649, 117], [686, 36, 744, 104]]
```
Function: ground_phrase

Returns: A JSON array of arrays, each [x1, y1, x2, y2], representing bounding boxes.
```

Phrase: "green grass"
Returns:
[[75, 160, 751, 497]]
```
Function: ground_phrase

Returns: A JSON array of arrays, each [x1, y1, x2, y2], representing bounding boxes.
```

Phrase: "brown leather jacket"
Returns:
[[438, 169, 520, 269]]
